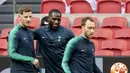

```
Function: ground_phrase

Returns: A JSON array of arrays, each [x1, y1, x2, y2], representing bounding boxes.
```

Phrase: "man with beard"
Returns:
[[62, 17, 102, 73]]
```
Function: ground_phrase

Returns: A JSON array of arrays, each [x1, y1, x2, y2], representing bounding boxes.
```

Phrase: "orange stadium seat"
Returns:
[[41, 0, 65, 13], [60, 17, 70, 28], [97, 0, 122, 13], [125, 0, 130, 13], [101, 39, 127, 56], [0, 28, 12, 39], [92, 28, 112, 50], [14, 17, 40, 30], [101, 17, 127, 38], [0, 39, 8, 56], [72, 17, 98, 28], [70, 0, 93, 13]]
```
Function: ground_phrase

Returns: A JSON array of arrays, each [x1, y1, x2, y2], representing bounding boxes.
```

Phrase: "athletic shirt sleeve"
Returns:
[[8, 26, 35, 63], [62, 37, 78, 73]]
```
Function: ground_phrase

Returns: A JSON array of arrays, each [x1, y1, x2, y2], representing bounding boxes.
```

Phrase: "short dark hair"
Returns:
[[81, 17, 95, 26], [18, 5, 32, 15], [40, 16, 49, 26], [49, 9, 61, 16]]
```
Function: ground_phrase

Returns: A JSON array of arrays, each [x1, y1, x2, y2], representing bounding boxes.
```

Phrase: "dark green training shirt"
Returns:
[[8, 24, 36, 71], [62, 35, 102, 73]]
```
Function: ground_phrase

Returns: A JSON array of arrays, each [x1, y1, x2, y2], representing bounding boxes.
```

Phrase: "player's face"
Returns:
[[49, 12, 61, 29], [82, 20, 95, 39], [20, 11, 32, 27]]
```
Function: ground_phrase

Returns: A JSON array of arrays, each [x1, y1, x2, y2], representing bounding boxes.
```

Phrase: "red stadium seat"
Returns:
[[115, 28, 130, 51], [72, 17, 98, 28], [70, 28, 82, 36], [91, 39, 99, 51], [122, 0, 126, 2], [70, 0, 93, 13], [0, 39, 8, 50], [66, 0, 71, 5], [101, 39, 127, 56], [0, 49, 8, 56], [125, 0, 130, 13], [122, 51, 130, 56], [14, 17, 40, 30], [97, 0, 122, 13], [0, 39, 8, 56], [102, 17, 127, 28], [92, 28, 113, 40], [116, 28, 130, 39], [41, 0, 65, 13], [92, 28, 112, 50], [0, 28, 12, 39], [95, 50, 115, 56], [60, 17, 70, 28], [101, 17, 127, 38]]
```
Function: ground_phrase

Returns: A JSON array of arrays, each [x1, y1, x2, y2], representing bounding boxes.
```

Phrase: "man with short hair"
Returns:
[[33, 9, 74, 73], [62, 17, 102, 73], [8, 6, 40, 73]]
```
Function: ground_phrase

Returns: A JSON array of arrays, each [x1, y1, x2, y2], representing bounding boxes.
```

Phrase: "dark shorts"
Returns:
[[10, 70, 37, 73]]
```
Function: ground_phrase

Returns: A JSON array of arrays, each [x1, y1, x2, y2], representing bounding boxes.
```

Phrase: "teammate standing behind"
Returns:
[[8, 6, 40, 73], [40, 16, 49, 26], [33, 9, 74, 73], [62, 17, 102, 73]]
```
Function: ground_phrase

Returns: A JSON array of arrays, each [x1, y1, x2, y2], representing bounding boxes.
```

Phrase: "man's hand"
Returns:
[[32, 58, 39, 68]]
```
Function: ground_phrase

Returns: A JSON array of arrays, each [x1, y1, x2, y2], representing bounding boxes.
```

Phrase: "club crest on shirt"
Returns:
[[58, 36, 61, 41], [23, 37, 26, 40]]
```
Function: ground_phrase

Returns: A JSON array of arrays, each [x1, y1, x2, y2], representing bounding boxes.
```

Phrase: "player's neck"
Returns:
[[82, 33, 90, 40]]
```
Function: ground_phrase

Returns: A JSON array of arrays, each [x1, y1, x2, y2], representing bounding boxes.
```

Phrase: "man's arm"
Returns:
[[32, 28, 39, 40], [92, 41, 102, 73], [8, 30, 35, 63], [62, 38, 76, 73]]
